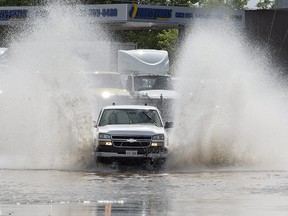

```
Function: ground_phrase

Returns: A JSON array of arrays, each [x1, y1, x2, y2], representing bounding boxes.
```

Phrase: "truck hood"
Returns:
[[136, 90, 178, 99], [98, 124, 165, 136]]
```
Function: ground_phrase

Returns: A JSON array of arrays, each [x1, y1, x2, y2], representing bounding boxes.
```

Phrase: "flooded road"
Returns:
[[1, 168, 288, 215]]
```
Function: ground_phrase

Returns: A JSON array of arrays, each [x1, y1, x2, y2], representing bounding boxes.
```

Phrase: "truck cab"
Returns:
[[127, 74, 174, 93]]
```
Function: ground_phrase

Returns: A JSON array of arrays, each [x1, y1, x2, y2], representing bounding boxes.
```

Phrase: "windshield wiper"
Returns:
[[126, 110, 134, 124], [140, 111, 157, 126]]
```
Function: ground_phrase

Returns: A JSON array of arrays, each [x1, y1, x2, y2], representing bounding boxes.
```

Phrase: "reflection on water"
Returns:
[[1, 169, 288, 215]]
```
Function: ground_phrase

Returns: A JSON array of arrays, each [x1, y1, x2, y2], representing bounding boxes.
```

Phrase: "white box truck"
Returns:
[[117, 49, 177, 122]]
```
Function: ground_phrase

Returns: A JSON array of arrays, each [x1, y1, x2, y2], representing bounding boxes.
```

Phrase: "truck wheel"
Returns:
[[145, 158, 166, 170]]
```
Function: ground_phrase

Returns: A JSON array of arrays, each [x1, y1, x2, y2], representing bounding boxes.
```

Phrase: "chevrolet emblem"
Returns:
[[127, 138, 137, 143]]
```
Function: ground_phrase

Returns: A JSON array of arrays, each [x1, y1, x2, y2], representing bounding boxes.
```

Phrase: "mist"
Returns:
[[168, 20, 288, 170], [0, 2, 110, 169]]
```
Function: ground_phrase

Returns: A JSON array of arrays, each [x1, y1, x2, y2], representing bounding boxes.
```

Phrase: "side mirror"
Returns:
[[126, 76, 133, 93], [164, 121, 173, 129], [93, 121, 97, 128]]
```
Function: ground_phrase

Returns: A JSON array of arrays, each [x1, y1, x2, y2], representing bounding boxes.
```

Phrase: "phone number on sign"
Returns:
[[89, 8, 118, 17]]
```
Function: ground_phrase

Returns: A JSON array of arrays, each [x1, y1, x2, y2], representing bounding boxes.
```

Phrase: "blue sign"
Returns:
[[88, 8, 118, 17], [129, 4, 172, 20], [0, 9, 27, 21], [0, 4, 245, 27], [175, 12, 193, 19]]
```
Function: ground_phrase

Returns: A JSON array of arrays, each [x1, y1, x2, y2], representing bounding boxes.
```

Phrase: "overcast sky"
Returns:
[[247, 0, 259, 8]]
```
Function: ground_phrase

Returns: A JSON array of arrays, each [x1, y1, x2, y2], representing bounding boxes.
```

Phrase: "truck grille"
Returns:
[[112, 135, 151, 148]]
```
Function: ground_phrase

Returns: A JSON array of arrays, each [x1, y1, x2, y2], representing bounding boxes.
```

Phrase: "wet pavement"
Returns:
[[1, 168, 288, 215]]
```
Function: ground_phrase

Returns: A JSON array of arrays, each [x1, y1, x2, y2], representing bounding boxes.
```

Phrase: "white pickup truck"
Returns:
[[93, 104, 172, 168]]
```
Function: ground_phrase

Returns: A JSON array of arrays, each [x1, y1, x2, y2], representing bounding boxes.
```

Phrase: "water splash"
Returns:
[[168, 20, 288, 170], [0, 2, 110, 169]]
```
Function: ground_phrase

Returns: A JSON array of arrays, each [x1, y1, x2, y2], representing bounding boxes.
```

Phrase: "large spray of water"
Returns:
[[0, 3, 110, 169], [2, 3, 288, 171], [169, 21, 288, 170]]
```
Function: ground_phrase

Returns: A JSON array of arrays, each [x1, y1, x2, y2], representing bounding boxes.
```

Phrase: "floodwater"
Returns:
[[1, 168, 288, 215]]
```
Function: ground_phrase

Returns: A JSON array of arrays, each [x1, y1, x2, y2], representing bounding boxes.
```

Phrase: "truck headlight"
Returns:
[[99, 141, 112, 146], [102, 91, 113, 99], [151, 134, 164, 147], [151, 142, 163, 147], [99, 133, 111, 139], [152, 134, 164, 140]]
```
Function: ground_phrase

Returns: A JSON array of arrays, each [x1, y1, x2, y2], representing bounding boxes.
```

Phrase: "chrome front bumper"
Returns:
[[95, 152, 167, 158]]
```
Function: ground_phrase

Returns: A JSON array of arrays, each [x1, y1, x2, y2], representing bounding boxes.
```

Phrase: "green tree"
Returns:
[[0, 0, 111, 6], [256, 0, 275, 9], [0, 0, 49, 6], [226, 0, 248, 9], [118, 29, 178, 54], [199, 0, 247, 9], [199, 0, 226, 8]]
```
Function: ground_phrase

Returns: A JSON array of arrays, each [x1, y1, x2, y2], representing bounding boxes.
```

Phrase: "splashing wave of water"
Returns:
[[0, 2, 110, 170], [168, 20, 288, 170], [2, 6, 288, 171]]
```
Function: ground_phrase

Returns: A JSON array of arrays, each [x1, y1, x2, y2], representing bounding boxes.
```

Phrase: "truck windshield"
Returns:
[[134, 76, 174, 91], [99, 109, 163, 127]]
